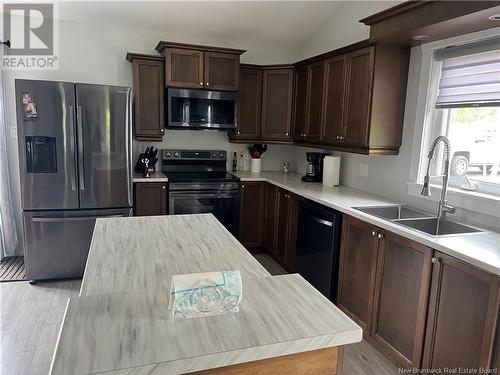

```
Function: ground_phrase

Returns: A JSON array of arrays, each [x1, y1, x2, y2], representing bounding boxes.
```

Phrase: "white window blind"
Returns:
[[435, 39, 500, 108]]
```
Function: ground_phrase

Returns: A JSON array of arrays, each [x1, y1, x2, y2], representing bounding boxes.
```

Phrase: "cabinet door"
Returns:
[[165, 48, 204, 89], [134, 183, 167, 216], [371, 231, 433, 368], [204, 52, 240, 91], [423, 252, 500, 370], [274, 188, 289, 266], [293, 66, 308, 141], [261, 69, 294, 140], [321, 55, 346, 145], [305, 61, 325, 143], [285, 193, 299, 272], [132, 58, 165, 141], [239, 182, 265, 250], [236, 67, 262, 139], [264, 183, 278, 255], [343, 47, 374, 146], [337, 215, 379, 332]]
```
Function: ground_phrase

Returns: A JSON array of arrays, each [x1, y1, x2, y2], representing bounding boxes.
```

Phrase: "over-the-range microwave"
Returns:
[[166, 88, 237, 130]]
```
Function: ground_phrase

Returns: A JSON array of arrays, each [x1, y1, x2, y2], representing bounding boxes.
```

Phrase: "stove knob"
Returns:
[[219, 152, 225, 159], [165, 151, 171, 158], [173, 151, 180, 158], [211, 152, 217, 158]]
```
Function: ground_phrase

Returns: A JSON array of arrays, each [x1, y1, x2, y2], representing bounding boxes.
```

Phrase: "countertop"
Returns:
[[51, 214, 362, 374], [234, 171, 500, 276], [133, 171, 168, 182]]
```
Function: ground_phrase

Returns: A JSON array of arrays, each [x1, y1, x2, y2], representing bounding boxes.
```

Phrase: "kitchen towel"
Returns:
[[323, 156, 341, 187], [169, 270, 242, 319]]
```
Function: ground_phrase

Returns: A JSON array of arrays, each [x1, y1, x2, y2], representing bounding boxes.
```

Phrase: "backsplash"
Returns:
[[133, 130, 297, 172]]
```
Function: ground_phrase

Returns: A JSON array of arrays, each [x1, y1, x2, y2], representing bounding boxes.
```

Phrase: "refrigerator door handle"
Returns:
[[68, 105, 77, 191], [77, 106, 85, 191], [32, 214, 124, 223]]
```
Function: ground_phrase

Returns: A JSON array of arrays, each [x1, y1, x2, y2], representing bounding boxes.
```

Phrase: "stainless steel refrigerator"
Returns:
[[15, 79, 132, 282]]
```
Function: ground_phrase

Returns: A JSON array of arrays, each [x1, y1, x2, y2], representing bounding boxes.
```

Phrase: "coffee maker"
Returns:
[[301, 152, 328, 182]]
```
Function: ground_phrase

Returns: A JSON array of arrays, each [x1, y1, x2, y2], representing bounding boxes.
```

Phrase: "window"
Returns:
[[418, 39, 500, 197]]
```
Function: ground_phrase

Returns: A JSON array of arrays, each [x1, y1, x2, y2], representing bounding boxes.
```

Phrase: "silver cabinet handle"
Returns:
[[162, 185, 166, 190], [206, 82, 210, 86], [371, 230, 377, 237], [76, 106, 85, 191], [237, 131, 240, 135], [160, 129, 164, 133], [285, 132, 289, 136], [241, 184, 245, 188], [377, 233, 384, 239], [431, 257, 442, 264], [68, 106, 77, 191], [199, 82, 203, 86]]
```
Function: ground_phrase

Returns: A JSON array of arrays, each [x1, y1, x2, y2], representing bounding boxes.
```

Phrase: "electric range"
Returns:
[[161, 149, 240, 235]]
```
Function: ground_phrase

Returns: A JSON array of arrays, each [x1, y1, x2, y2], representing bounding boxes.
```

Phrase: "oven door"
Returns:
[[169, 190, 240, 236]]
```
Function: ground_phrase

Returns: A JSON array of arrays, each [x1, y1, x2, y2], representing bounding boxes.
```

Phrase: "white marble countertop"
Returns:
[[51, 274, 361, 375], [234, 171, 500, 276], [133, 172, 168, 182], [51, 214, 362, 374], [80, 214, 269, 296]]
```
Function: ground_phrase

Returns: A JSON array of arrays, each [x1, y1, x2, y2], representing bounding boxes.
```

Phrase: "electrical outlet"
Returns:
[[359, 163, 368, 177]]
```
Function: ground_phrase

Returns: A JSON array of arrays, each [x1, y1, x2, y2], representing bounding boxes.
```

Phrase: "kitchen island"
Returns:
[[50, 214, 362, 374]]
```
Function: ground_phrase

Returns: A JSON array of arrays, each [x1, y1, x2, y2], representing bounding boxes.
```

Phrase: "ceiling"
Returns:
[[56, 1, 347, 45]]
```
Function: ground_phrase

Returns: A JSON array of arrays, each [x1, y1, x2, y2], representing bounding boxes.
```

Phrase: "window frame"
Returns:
[[407, 27, 500, 220]]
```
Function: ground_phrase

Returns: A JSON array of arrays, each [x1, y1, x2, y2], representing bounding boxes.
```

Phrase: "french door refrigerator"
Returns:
[[15, 79, 132, 282]]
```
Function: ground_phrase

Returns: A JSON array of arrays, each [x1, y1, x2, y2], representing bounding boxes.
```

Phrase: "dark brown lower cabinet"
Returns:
[[337, 215, 380, 332], [422, 252, 500, 370], [274, 189, 298, 272], [134, 183, 167, 216], [370, 231, 433, 368], [263, 183, 278, 256], [239, 182, 265, 250], [339, 215, 500, 371]]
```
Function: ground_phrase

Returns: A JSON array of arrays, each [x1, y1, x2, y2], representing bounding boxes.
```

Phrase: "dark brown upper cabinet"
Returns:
[[342, 46, 374, 147], [156, 41, 245, 91], [321, 54, 346, 145], [233, 66, 262, 139], [293, 66, 308, 140], [229, 65, 293, 144], [294, 61, 325, 143], [126, 53, 165, 141], [422, 252, 500, 370], [261, 67, 294, 141], [164, 48, 204, 89], [134, 182, 167, 216], [298, 41, 410, 155], [204, 52, 240, 91]]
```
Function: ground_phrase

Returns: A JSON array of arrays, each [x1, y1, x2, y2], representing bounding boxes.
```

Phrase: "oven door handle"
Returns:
[[169, 191, 239, 199]]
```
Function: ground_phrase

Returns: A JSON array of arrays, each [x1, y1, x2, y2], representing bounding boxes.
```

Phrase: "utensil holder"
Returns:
[[250, 158, 261, 173]]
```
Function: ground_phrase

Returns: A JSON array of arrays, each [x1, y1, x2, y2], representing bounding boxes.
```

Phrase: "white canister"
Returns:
[[250, 158, 262, 173]]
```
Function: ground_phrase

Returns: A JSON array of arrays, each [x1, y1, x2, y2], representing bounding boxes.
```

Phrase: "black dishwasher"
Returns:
[[295, 199, 342, 303]]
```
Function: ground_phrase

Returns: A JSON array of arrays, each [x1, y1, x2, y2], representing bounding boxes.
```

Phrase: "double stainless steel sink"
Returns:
[[354, 205, 483, 236]]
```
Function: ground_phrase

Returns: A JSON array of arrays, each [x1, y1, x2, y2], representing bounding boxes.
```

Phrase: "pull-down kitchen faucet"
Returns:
[[421, 136, 456, 219]]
